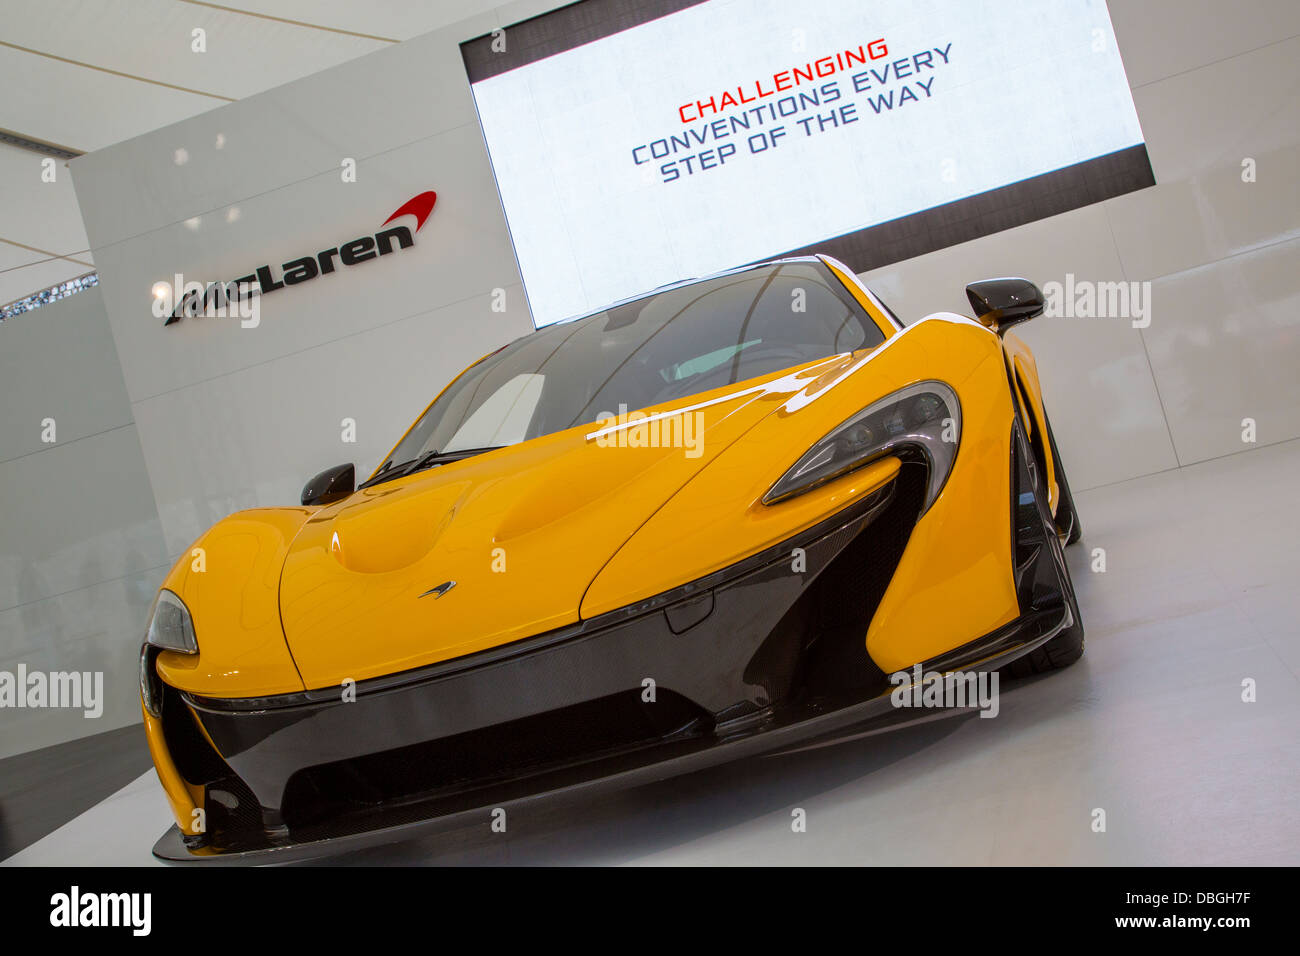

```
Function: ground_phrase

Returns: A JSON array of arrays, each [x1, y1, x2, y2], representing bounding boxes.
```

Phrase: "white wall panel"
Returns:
[[0, 425, 168, 611], [0, 286, 129, 460], [1106, 28, 1300, 466], [0, 288, 167, 758], [1131, 32, 1300, 186], [1141, 237, 1300, 466], [0, 565, 164, 759], [1106, 0, 1300, 89], [1107, 35, 1300, 282], [87, 121, 523, 405]]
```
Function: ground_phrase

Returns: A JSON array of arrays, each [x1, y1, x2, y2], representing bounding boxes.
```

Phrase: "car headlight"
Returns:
[[145, 589, 199, 654], [763, 381, 961, 512]]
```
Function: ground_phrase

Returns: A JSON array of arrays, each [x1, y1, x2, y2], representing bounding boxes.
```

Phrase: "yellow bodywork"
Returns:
[[142, 702, 200, 837], [150, 272, 1060, 695], [154, 508, 309, 696], [143, 257, 1063, 833]]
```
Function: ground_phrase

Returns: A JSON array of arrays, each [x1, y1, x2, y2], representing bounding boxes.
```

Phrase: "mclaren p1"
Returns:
[[141, 254, 1084, 862]]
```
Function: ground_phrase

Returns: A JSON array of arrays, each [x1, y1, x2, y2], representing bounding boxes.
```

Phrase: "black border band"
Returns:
[[771, 144, 1156, 275], [461, 0, 709, 83]]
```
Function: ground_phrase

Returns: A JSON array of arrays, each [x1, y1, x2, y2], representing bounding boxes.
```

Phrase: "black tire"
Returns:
[[1001, 427, 1085, 679], [1043, 412, 1082, 546]]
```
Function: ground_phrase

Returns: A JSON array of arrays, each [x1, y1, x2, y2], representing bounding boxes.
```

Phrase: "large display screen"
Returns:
[[463, 0, 1152, 327]]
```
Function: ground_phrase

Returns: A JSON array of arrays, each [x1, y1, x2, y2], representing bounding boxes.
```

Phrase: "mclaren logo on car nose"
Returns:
[[419, 581, 457, 599]]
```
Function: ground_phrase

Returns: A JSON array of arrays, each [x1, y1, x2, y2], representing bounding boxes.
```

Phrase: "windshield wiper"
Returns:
[[402, 446, 505, 475], [358, 446, 505, 489], [356, 457, 411, 489]]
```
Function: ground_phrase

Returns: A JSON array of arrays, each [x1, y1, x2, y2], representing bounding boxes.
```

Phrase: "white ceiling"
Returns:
[[0, 0, 481, 307]]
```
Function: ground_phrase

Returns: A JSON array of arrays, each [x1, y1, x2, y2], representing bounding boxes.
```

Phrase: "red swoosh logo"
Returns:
[[382, 191, 437, 232]]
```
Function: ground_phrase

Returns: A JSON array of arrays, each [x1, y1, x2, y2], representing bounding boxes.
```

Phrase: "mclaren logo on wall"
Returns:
[[163, 190, 437, 325]]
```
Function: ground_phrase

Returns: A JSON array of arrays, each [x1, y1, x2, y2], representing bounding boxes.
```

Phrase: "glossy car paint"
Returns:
[[154, 508, 308, 697], [142, 254, 1067, 843]]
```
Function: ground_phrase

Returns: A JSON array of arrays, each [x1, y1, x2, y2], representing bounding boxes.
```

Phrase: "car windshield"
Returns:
[[370, 260, 885, 481]]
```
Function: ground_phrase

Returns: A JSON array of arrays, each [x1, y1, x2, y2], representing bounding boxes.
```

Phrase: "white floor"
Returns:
[[8, 439, 1300, 866]]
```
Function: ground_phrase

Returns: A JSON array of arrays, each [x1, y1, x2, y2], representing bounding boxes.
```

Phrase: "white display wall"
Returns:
[[0, 286, 169, 757]]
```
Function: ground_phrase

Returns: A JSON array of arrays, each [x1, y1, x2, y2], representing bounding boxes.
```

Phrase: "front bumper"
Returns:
[[150, 455, 1069, 864], [154, 610, 1070, 865]]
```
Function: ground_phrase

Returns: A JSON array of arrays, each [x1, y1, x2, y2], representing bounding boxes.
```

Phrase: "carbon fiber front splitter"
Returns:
[[153, 601, 1071, 865]]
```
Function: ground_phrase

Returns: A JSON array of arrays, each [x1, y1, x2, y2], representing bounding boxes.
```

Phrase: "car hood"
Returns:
[[278, 355, 856, 689]]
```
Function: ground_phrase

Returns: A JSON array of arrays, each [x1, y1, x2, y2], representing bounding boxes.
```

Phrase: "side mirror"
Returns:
[[965, 277, 1044, 335], [301, 463, 355, 506]]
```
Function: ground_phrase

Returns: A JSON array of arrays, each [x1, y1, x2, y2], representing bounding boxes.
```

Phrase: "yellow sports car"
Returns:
[[141, 254, 1083, 862]]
